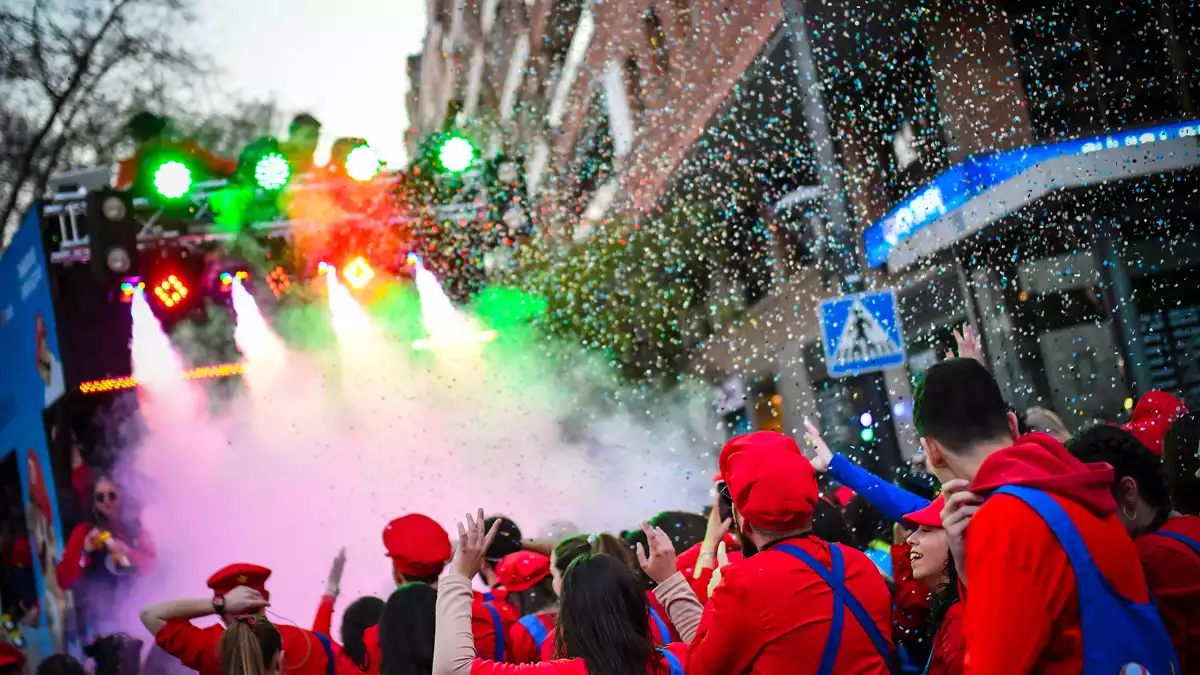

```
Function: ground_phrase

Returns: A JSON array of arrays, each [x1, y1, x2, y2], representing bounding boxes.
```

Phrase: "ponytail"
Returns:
[[219, 616, 282, 675]]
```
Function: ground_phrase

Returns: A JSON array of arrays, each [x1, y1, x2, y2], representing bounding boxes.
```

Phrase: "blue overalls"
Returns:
[[480, 602, 507, 661], [994, 485, 1180, 674], [313, 632, 336, 675], [1152, 529, 1200, 555], [774, 542, 894, 675]]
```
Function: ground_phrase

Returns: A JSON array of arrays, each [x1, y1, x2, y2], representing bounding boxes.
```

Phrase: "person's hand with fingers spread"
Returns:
[[696, 497, 733, 577], [635, 521, 678, 585], [804, 419, 834, 473], [706, 541, 731, 598], [450, 509, 501, 579], [940, 479, 982, 584]]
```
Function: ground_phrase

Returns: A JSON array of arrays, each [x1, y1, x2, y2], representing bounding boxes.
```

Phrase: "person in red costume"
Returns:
[[432, 510, 691, 675], [923, 358, 1177, 673], [358, 515, 513, 672], [1067, 424, 1200, 674], [655, 431, 892, 675], [496, 552, 557, 664], [544, 532, 679, 658], [901, 496, 963, 675], [140, 563, 341, 675], [57, 472, 154, 635], [312, 549, 384, 675]]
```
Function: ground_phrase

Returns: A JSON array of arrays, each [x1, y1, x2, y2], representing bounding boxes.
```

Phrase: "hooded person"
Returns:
[[1068, 424, 1200, 674], [359, 515, 513, 672], [648, 431, 892, 675], [140, 563, 342, 675], [920, 358, 1178, 674]]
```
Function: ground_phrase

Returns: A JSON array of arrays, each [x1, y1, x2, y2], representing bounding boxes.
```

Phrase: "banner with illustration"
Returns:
[[0, 207, 75, 665]]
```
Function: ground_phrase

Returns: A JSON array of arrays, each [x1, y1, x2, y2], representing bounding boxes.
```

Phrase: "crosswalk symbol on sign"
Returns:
[[818, 290, 906, 378]]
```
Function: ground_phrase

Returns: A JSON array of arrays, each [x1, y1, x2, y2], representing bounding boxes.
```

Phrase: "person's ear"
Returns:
[[1007, 411, 1021, 441], [921, 437, 945, 468], [1117, 475, 1140, 511]]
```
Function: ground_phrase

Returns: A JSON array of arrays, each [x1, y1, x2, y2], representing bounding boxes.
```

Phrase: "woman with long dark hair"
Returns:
[[379, 584, 437, 675], [56, 473, 154, 633], [1068, 424, 1199, 673], [434, 511, 689, 675], [313, 550, 384, 673], [900, 497, 962, 675]]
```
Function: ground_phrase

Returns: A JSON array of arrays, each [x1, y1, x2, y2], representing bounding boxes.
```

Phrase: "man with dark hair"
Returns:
[[281, 113, 321, 175], [919, 358, 1176, 673], [115, 111, 236, 191], [479, 516, 522, 602]]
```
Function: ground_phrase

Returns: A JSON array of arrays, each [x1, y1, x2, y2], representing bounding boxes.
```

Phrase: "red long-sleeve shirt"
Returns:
[[962, 434, 1149, 675], [460, 643, 688, 675], [685, 535, 892, 675], [1136, 515, 1200, 674], [56, 521, 155, 589], [362, 596, 512, 668], [155, 618, 339, 675], [927, 602, 964, 675], [509, 613, 557, 664], [889, 543, 930, 645]]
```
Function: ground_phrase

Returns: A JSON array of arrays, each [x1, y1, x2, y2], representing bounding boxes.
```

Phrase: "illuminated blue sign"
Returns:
[[863, 119, 1200, 268]]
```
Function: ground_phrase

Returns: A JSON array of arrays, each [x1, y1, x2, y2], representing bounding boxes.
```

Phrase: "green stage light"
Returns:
[[345, 144, 381, 181], [153, 160, 192, 200], [254, 152, 291, 190], [437, 136, 476, 174]]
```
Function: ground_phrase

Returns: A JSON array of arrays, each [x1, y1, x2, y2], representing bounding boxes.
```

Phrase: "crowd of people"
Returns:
[[8, 334, 1200, 675]]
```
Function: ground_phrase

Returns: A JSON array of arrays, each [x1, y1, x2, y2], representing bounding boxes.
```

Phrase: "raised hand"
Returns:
[[450, 509, 500, 579], [940, 479, 982, 584], [635, 521, 678, 584], [706, 541, 731, 597], [327, 547, 347, 596], [804, 419, 834, 473]]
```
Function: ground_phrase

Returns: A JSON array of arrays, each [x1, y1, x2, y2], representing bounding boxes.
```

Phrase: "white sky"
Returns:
[[199, 0, 428, 167]]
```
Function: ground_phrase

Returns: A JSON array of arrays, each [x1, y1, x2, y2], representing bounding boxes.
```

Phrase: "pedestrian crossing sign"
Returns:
[[818, 290, 906, 377]]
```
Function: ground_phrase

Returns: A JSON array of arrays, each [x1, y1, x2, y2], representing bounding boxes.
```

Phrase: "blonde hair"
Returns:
[[218, 617, 281, 675]]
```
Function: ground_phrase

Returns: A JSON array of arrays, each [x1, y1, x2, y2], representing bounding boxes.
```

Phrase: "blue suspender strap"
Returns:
[[517, 614, 549, 651], [1154, 530, 1200, 555], [648, 607, 670, 644], [991, 486, 1098, 583], [656, 648, 684, 675], [313, 632, 335, 675], [483, 591, 496, 602], [815, 545, 845, 675], [775, 543, 893, 672], [481, 603, 505, 662]]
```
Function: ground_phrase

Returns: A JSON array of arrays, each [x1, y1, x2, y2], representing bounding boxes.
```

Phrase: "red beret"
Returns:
[[1123, 391, 1187, 456], [0, 643, 25, 669], [383, 514, 450, 578], [902, 494, 946, 530], [207, 563, 271, 600], [495, 551, 550, 592], [719, 431, 818, 531]]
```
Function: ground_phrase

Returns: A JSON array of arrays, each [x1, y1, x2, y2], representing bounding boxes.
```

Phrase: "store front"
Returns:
[[863, 119, 1200, 424]]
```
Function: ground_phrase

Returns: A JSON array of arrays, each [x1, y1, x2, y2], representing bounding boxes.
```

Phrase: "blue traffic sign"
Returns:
[[818, 290, 906, 377]]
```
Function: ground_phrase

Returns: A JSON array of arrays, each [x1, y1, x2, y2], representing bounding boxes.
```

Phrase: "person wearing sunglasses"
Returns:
[[56, 474, 155, 635]]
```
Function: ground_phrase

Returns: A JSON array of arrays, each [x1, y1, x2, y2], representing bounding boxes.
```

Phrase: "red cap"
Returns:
[[902, 494, 946, 530], [834, 486, 855, 506], [494, 551, 551, 592], [383, 514, 450, 578], [1122, 391, 1187, 456], [718, 432, 818, 530], [0, 643, 25, 669], [712, 472, 724, 484], [207, 563, 271, 600]]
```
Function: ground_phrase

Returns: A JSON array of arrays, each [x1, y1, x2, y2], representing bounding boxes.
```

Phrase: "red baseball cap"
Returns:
[[494, 551, 551, 592], [207, 563, 271, 600], [902, 494, 946, 530], [0, 643, 25, 669], [719, 431, 818, 530], [1123, 391, 1187, 456], [383, 514, 451, 578]]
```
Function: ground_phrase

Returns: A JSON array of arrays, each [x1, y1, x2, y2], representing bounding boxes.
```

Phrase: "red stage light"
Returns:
[[153, 274, 189, 308], [266, 266, 291, 296]]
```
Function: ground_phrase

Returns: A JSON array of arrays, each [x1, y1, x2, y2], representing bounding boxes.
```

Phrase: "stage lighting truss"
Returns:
[[152, 274, 189, 308]]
